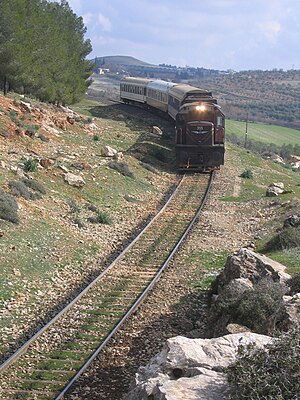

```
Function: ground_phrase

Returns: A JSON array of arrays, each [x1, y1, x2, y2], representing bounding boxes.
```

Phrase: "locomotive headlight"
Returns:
[[196, 105, 205, 111]]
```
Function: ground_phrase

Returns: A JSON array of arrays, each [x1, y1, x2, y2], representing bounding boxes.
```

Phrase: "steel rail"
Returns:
[[0, 176, 184, 374], [55, 171, 214, 399]]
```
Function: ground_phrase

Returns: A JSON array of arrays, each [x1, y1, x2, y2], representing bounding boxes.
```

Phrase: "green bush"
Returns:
[[227, 326, 300, 399], [240, 169, 253, 179], [88, 210, 112, 225], [266, 226, 300, 251], [109, 162, 135, 178], [92, 134, 100, 141], [287, 273, 300, 295], [0, 188, 19, 223], [23, 158, 38, 172], [209, 279, 284, 334], [234, 279, 284, 333]]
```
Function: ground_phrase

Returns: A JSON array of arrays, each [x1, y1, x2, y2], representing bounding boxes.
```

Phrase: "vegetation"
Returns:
[[193, 69, 300, 130], [88, 211, 112, 225], [227, 326, 300, 399], [8, 180, 42, 200], [240, 169, 253, 179], [209, 278, 285, 334], [0, 0, 92, 104], [22, 158, 38, 172], [0, 188, 19, 223], [226, 120, 300, 148]]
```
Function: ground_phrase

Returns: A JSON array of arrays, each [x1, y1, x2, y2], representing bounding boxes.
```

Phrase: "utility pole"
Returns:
[[245, 110, 248, 148]]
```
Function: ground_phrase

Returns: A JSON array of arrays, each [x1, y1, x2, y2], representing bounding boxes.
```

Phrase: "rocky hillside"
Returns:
[[0, 93, 177, 358]]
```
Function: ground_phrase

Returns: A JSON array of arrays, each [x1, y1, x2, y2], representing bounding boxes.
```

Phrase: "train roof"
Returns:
[[121, 77, 153, 86], [169, 84, 212, 101], [147, 80, 177, 92]]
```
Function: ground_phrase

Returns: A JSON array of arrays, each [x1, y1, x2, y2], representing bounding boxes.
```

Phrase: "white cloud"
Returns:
[[259, 20, 281, 43], [98, 13, 112, 32]]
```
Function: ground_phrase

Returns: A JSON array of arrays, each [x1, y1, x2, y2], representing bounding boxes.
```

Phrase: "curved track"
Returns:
[[0, 172, 214, 400]]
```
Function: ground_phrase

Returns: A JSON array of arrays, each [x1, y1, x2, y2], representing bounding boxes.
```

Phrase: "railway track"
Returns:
[[0, 172, 214, 400]]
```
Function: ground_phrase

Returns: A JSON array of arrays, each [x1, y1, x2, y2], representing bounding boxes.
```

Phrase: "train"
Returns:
[[120, 77, 225, 171]]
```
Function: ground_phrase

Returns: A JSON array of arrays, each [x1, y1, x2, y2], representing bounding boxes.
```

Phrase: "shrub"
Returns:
[[24, 124, 39, 137], [23, 158, 38, 172], [88, 210, 112, 225], [0, 188, 19, 223], [8, 180, 42, 200], [0, 130, 9, 138], [92, 134, 100, 141], [266, 226, 300, 251], [226, 326, 300, 399], [86, 203, 98, 212], [287, 273, 300, 295], [240, 169, 253, 179], [22, 178, 46, 194], [109, 162, 135, 178], [233, 279, 284, 333], [67, 198, 80, 214], [74, 216, 85, 228], [152, 147, 167, 162], [209, 279, 284, 334]]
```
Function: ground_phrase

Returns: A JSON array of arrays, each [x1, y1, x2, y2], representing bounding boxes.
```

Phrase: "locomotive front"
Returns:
[[175, 101, 225, 171]]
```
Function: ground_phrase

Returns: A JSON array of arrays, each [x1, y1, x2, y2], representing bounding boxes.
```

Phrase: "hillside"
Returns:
[[92, 55, 156, 68], [1, 91, 300, 398], [190, 69, 300, 130], [0, 92, 177, 358]]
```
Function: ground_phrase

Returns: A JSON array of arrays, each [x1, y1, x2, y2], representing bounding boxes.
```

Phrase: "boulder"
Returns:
[[64, 172, 85, 188], [212, 248, 290, 295], [283, 212, 300, 228], [101, 145, 118, 157], [124, 333, 272, 400], [39, 158, 54, 169], [266, 182, 284, 197]]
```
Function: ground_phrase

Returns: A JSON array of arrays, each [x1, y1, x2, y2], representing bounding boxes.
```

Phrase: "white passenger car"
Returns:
[[120, 77, 152, 104], [146, 80, 176, 112]]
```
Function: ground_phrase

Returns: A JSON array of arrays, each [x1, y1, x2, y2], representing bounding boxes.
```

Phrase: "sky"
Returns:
[[67, 0, 300, 71]]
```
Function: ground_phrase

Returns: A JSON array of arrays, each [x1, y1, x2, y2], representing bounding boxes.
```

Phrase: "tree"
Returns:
[[0, 0, 93, 104]]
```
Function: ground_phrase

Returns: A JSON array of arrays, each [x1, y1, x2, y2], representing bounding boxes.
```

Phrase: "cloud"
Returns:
[[259, 20, 281, 43], [98, 13, 112, 32]]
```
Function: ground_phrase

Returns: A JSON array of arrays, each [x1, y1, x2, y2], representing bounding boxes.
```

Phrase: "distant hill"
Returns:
[[91, 55, 156, 67], [190, 69, 300, 130]]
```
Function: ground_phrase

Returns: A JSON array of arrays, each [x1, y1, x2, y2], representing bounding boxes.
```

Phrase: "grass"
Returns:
[[186, 251, 229, 290], [226, 119, 300, 146], [223, 142, 300, 273], [220, 143, 300, 202], [0, 218, 100, 305]]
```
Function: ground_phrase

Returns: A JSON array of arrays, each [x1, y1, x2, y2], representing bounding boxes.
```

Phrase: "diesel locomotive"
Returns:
[[120, 77, 225, 171]]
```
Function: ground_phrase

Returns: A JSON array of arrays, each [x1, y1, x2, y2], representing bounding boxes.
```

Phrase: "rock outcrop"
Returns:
[[124, 333, 272, 400]]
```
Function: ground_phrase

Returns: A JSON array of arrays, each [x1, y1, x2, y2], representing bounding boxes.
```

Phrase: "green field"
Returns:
[[226, 120, 300, 146]]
